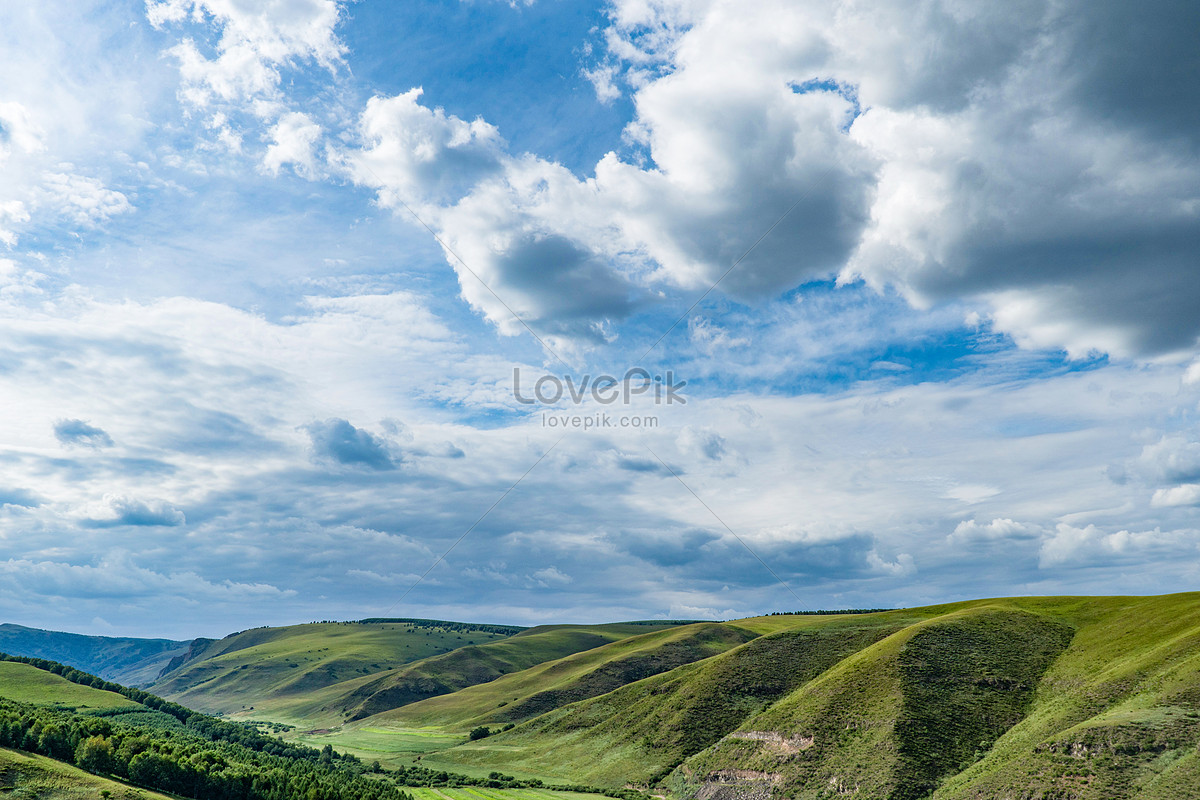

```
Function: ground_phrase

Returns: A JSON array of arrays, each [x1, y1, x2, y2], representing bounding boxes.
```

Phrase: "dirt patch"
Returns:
[[729, 730, 814, 754]]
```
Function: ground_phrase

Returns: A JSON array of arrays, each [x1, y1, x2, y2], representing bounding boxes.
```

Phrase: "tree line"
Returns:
[[0, 652, 647, 800]]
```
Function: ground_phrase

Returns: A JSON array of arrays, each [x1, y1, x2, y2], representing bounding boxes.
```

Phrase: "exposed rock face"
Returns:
[[728, 731, 814, 754], [156, 638, 215, 680], [695, 770, 782, 800]]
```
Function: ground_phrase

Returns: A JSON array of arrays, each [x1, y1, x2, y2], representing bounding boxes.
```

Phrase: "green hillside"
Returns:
[[0, 623, 189, 686], [261, 595, 1200, 800], [26, 595, 1200, 798], [152, 618, 691, 727], [151, 619, 523, 716], [432, 612, 911, 785], [0, 660, 147, 713], [339, 622, 699, 722], [370, 621, 760, 732], [668, 595, 1200, 800], [0, 747, 177, 800]]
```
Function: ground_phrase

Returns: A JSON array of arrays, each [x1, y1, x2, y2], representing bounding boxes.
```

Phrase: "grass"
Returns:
[[0, 746, 176, 799], [370, 622, 759, 732], [142, 595, 1200, 798], [403, 788, 599, 800], [338, 622, 690, 722], [152, 621, 517, 718], [434, 615, 911, 786], [0, 661, 145, 713]]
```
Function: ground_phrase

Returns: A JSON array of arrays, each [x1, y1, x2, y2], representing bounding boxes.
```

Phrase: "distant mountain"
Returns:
[[0, 622, 190, 686]]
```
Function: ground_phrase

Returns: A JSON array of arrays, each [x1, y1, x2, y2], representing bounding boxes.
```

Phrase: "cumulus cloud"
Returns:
[[1151, 484, 1200, 508], [0, 101, 44, 159], [333, 0, 1200, 359], [147, 0, 345, 110], [37, 171, 133, 226], [53, 419, 114, 448], [304, 418, 397, 470], [1037, 523, 1192, 569], [1133, 436, 1200, 485], [262, 111, 322, 177]]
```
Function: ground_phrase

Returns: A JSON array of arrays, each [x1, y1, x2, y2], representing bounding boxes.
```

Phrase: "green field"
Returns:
[[0, 746, 175, 799], [405, 788, 601, 800], [0, 661, 145, 713]]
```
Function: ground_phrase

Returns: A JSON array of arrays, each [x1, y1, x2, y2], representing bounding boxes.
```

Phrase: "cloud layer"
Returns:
[[0, 0, 1196, 637]]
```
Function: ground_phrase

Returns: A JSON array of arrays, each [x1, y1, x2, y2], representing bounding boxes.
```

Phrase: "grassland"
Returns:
[[125, 596, 1200, 798], [153, 619, 695, 730], [0, 661, 146, 713], [0, 747, 176, 799], [152, 620, 519, 718], [367, 622, 758, 732]]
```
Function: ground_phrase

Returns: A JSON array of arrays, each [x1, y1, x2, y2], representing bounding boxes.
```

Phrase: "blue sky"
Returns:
[[0, 0, 1198, 638]]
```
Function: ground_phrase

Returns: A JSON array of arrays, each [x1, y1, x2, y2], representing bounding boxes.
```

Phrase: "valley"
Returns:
[[5, 595, 1200, 798]]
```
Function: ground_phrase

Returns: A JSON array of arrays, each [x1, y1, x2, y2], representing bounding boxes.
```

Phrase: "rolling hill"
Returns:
[[150, 618, 526, 717], [10, 596, 1200, 798], [149, 618, 695, 726], [0, 660, 148, 713], [277, 595, 1200, 800]]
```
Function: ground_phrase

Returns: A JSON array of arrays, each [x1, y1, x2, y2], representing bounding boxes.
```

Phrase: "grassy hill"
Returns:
[[151, 618, 692, 727], [150, 618, 524, 717], [370, 621, 761, 732], [431, 612, 912, 785], [276, 595, 1200, 800], [339, 622, 695, 722], [0, 623, 189, 686], [20, 596, 1200, 798], [0, 746, 177, 800], [0, 660, 148, 713]]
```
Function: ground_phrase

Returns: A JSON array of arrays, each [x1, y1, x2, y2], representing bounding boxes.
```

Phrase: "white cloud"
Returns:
[[148, 0, 346, 111], [1131, 436, 1200, 485], [262, 111, 322, 177], [530, 566, 572, 586], [867, 549, 915, 577], [1151, 484, 1200, 508], [0, 101, 45, 158], [1037, 522, 1193, 569], [948, 518, 1041, 544], [336, 0, 1200, 359], [37, 171, 133, 226], [83, 494, 186, 527], [349, 89, 505, 207], [583, 63, 621, 103]]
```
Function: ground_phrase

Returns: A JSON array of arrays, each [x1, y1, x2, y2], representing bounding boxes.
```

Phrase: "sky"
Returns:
[[0, 0, 1198, 639]]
